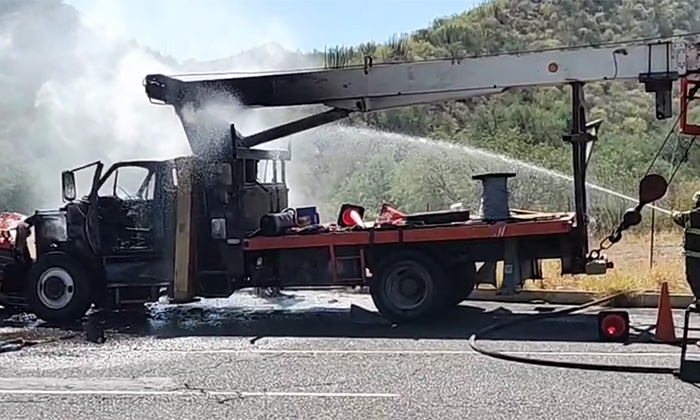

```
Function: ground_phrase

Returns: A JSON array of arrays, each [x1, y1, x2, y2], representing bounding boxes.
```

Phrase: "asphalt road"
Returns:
[[0, 290, 699, 420]]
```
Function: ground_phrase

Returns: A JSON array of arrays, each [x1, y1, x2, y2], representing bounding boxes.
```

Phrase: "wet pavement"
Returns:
[[1, 290, 699, 420]]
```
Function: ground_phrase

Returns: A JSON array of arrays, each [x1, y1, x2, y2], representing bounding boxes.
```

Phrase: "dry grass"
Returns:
[[522, 231, 690, 294]]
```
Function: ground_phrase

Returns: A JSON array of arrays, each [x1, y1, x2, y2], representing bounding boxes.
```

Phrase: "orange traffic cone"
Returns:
[[342, 208, 364, 227], [338, 204, 366, 228], [654, 282, 678, 343]]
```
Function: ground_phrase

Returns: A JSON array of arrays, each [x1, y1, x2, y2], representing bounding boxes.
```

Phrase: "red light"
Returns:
[[601, 314, 625, 337], [598, 311, 629, 342]]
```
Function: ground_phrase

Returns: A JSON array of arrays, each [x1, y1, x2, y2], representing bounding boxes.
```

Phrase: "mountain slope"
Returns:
[[289, 0, 700, 231]]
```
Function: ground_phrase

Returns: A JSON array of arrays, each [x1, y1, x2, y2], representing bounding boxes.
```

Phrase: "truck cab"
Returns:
[[0, 159, 178, 320], [0, 147, 290, 322]]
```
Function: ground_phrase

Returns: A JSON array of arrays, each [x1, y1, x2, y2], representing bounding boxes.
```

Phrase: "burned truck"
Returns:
[[0, 39, 689, 323], [0, 149, 290, 321]]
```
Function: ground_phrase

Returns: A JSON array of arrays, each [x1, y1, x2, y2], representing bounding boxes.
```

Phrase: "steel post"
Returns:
[[566, 82, 590, 274]]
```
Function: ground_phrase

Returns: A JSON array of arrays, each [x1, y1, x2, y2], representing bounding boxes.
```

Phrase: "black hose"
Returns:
[[0, 338, 38, 353], [0, 333, 78, 353], [468, 289, 677, 375]]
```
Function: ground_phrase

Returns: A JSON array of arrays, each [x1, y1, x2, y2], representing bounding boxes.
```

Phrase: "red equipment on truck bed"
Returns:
[[245, 212, 575, 251]]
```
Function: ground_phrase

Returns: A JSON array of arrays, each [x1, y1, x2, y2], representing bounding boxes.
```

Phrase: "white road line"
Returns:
[[155, 348, 679, 357], [0, 389, 186, 396], [0, 377, 398, 398], [215, 391, 399, 398], [8, 347, 680, 358], [0, 389, 399, 398], [501, 351, 678, 357]]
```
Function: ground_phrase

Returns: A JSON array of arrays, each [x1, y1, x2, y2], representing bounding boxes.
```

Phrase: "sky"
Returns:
[[63, 0, 482, 61]]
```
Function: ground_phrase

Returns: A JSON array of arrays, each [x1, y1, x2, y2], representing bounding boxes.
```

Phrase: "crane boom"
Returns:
[[146, 41, 694, 114]]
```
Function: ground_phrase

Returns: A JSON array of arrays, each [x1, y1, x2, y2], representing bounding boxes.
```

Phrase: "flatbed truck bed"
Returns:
[[242, 209, 577, 302], [245, 211, 575, 251]]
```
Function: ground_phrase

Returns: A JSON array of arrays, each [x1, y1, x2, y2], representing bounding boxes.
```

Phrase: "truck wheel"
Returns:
[[26, 253, 92, 323], [450, 262, 478, 306], [369, 251, 449, 323]]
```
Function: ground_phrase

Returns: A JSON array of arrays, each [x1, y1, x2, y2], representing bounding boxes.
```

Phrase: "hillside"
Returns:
[[289, 0, 700, 231], [1, 0, 700, 234]]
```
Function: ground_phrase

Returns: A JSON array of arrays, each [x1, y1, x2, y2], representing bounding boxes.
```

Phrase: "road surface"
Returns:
[[0, 290, 698, 420]]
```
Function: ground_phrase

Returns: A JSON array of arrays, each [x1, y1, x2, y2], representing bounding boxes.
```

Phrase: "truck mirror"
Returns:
[[638, 173, 668, 206], [61, 171, 77, 202]]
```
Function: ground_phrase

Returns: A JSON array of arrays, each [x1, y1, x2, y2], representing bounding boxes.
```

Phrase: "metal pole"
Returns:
[[239, 108, 351, 148], [568, 82, 589, 273], [650, 207, 656, 270]]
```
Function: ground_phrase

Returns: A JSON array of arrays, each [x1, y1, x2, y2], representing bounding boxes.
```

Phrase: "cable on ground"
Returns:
[[0, 334, 77, 354], [468, 289, 678, 375]]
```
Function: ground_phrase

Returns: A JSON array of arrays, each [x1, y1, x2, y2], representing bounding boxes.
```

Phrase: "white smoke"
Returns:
[[0, 0, 326, 211]]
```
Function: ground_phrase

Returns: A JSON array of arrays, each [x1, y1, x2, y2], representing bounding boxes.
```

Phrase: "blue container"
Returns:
[[296, 206, 320, 226]]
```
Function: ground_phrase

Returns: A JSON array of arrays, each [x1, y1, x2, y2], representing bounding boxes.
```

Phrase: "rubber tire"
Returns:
[[369, 251, 450, 324], [25, 252, 92, 323], [450, 262, 478, 306]]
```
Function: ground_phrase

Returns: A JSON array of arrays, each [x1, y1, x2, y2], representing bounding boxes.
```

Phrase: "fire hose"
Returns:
[[468, 289, 679, 375], [0, 338, 40, 353], [487, 108, 695, 376], [0, 334, 77, 353]]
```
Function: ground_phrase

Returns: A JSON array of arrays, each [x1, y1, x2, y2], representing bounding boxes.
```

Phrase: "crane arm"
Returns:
[[146, 41, 695, 113], [144, 40, 700, 151]]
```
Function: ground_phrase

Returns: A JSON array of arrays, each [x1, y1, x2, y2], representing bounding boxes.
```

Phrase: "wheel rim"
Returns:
[[37, 267, 75, 310], [384, 262, 432, 311]]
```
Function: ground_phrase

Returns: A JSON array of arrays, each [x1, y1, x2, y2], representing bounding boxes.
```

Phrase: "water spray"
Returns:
[[397, 133, 674, 215]]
